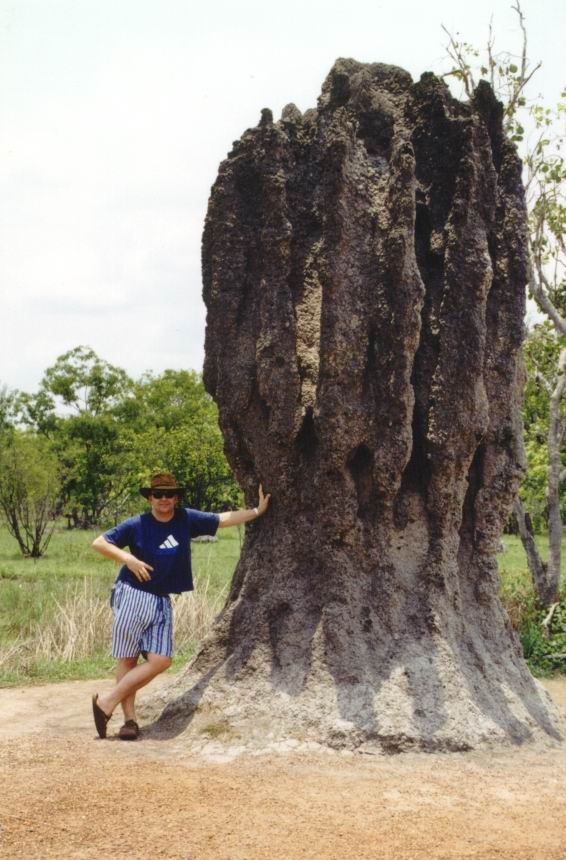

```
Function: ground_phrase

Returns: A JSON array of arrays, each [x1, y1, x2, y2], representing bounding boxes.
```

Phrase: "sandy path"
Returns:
[[1, 676, 566, 859]]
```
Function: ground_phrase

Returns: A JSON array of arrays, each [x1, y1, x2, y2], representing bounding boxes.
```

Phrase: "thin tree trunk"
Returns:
[[545, 346, 566, 604], [516, 350, 566, 608], [1, 501, 30, 556], [513, 495, 551, 603]]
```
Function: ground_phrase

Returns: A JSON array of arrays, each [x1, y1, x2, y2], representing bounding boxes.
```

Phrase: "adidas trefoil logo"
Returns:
[[159, 535, 179, 549]]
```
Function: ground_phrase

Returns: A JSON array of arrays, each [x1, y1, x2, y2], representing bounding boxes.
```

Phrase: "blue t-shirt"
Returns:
[[103, 508, 219, 596]]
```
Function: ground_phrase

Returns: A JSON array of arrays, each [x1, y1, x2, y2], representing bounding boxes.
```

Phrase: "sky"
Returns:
[[1, 0, 564, 393]]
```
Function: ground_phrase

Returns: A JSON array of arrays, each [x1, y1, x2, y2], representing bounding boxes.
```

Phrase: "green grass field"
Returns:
[[1, 524, 565, 687]]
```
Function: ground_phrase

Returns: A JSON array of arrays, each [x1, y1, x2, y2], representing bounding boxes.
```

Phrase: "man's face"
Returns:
[[149, 491, 179, 520]]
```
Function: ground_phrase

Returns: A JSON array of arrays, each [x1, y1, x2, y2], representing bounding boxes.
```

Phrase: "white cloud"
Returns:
[[1, 0, 564, 391]]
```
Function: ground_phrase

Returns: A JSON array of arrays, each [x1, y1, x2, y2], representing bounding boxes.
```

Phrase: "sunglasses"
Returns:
[[150, 490, 179, 499]]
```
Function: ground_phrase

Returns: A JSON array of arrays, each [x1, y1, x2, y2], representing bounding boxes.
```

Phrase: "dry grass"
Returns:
[[0, 636, 30, 670], [1, 574, 228, 680], [34, 579, 113, 661], [173, 574, 228, 653]]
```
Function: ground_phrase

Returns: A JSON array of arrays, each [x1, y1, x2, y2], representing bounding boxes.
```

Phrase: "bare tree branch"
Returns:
[[513, 0, 528, 80], [533, 366, 553, 396], [441, 25, 475, 98], [487, 16, 495, 90], [528, 251, 566, 336]]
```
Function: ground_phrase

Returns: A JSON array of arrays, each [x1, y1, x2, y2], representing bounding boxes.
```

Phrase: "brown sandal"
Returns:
[[118, 719, 140, 740], [92, 694, 111, 739]]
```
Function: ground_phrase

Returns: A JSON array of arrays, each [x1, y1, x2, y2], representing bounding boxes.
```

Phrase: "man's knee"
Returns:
[[147, 653, 172, 673], [118, 656, 138, 670]]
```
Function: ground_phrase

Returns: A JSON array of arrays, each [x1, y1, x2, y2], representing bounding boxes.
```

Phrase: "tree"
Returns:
[[53, 412, 136, 528], [442, 2, 566, 606], [39, 345, 132, 416], [17, 353, 241, 527], [119, 370, 242, 513], [144, 60, 564, 750], [520, 324, 566, 530], [0, 432, 59, 557], [138, 424, 242, 512], [118, 369, 216, 430], [0, 384, 17, 435], [514, 325, 566, 604], [20, 346, 135, 528]]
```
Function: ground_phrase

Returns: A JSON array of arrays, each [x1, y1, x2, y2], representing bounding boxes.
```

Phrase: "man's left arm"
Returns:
[[218, 484, 271, 528]]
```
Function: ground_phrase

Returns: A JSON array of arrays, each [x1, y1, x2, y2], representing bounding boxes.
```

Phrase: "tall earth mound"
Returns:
[[149, 59, 565, 751]]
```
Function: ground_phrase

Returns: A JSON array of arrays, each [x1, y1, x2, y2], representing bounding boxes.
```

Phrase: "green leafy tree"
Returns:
[[16, 352, 240, 527], [138, 424, 242, 513], [0, 384, 17, 437], [119, 370, 241, 515], [522, 324, 566, 529], [117, 369, 214, 429], [53, 413, 137, 527], [0, 432, 60, 557], [40, 345, 132, 415], [16, 388, 59, 437], [20, 346, 135, 528], [443, 1, 565, 606]]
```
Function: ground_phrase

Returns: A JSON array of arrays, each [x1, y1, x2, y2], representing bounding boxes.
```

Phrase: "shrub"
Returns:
[[0, 433, 60, 557]]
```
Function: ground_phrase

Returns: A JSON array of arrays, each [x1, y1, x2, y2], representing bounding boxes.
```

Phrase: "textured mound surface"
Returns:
[[146, 59, 565, 751]]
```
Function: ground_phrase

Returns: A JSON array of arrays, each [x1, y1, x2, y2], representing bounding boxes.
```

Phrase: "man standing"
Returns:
[[91, 472, 270, 740]]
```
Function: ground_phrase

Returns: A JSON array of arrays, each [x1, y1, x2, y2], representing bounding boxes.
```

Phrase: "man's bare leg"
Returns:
[[116, 656, 138, 722], [96, 653, 172, 718]]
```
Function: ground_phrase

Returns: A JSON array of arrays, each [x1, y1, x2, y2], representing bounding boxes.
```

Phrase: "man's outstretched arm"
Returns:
[[217, 484, 271, 528]]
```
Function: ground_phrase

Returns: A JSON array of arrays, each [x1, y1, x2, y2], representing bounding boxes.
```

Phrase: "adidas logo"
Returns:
[[158, 535, 179, 549]]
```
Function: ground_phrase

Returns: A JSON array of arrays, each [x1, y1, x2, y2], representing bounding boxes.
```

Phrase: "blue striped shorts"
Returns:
[[110, 581, 173, 658]]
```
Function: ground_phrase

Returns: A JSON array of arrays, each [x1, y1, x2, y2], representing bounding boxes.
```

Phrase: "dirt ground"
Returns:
[[1, 676, 566, 860]]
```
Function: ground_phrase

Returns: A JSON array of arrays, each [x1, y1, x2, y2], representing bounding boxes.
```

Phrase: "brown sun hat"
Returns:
[[139, 472, 185, 499]]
